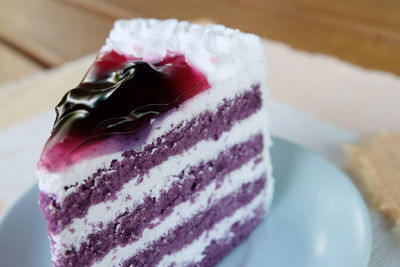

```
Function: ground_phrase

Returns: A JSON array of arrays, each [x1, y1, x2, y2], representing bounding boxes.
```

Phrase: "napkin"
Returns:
[[346, 135, 400, 233]]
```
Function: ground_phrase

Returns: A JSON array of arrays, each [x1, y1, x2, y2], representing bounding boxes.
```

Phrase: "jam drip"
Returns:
[[39, 51, 210, 171]]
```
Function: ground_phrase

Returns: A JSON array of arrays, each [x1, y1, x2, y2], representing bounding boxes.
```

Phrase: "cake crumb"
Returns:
[[345, 134, 400, 233]]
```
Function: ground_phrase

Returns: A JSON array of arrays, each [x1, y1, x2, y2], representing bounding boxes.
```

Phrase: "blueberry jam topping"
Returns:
[[39, 50, 210, 171]]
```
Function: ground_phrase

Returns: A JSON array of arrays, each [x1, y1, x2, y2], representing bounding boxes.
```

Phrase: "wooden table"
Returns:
[[0, 0, 399, 136], [0, 2, 400, 265], [1, 0, 400, 132], [1, 0, 400, 85]]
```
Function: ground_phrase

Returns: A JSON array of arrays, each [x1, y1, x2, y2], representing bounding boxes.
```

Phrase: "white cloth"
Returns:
[[1, 39, 399, 266]]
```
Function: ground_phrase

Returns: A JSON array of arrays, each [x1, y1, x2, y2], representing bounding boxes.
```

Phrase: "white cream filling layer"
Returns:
[[38, 67, 267, 201], [37, 18, 273, 267], [92, 174, 269, 267], [51, 109, 269, 252], [157, 191, 267, 267]]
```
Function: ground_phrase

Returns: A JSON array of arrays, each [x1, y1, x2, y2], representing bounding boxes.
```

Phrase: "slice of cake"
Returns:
[[37, 18, 273, 267]]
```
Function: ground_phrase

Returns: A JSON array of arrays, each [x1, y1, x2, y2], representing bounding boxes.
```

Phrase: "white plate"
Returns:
[[0, 138, 371, 267]]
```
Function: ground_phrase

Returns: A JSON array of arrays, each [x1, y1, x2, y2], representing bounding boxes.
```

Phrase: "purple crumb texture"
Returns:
[[39, 84, 263, 234], [56, 135, 265, 266], [121, 176, 266, 267], [194, 206, 265, 267]]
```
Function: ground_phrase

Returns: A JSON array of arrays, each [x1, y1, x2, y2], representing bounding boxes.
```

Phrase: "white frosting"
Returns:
[[52, 110, 269, 252], [102, 18, 266, 85]]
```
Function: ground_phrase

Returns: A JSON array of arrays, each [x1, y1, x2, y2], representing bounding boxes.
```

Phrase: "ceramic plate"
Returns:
[[0, 138, 371, 267]]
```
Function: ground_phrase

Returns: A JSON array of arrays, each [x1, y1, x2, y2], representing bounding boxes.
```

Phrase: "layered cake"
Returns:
[[37, 19, 273, 267]]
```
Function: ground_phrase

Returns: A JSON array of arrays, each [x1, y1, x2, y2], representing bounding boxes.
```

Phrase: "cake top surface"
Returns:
[[100, 18, 264, 84], [37, 18, 264, 173], [39, 52, 209, 172]]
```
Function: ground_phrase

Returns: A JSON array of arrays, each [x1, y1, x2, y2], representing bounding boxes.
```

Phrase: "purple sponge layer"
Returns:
[[57, 135, 265, 266], [195, 205, 264, 267], [122, 176, 266, 267], [40, 84, 262, 234]]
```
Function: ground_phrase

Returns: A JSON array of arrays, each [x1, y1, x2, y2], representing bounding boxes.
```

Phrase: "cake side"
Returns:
[[37, 63, 267, 199], [36, 18, 272, 267], [42, 82, 271, 266]]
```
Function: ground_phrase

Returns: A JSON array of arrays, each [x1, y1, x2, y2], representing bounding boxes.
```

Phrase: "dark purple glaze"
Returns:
[[38, 50, 210, 172], [121, 177, 266, 267], [39, 85, 263, 234], [55, 135, 264, 266]]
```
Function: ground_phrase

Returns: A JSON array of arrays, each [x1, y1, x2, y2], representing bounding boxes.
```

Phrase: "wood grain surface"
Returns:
[[0, 0, 114, 67], [0, 41, 42, 83], [0, 0, 399, 134], [66, 0, 400, 75], [0, 0, 399, 83]]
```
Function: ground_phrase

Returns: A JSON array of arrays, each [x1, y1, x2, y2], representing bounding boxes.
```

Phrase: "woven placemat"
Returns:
[[346, 134, 400, 234]]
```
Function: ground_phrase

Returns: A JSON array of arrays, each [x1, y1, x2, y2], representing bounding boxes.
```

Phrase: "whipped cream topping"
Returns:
[[101, 18, 265, 84]]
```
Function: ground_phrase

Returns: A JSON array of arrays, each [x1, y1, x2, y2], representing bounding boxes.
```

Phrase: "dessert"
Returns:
[[37, 18, 273, 266]]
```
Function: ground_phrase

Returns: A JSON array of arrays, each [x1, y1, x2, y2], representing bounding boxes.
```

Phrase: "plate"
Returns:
[[0, 138, 371, 267]]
